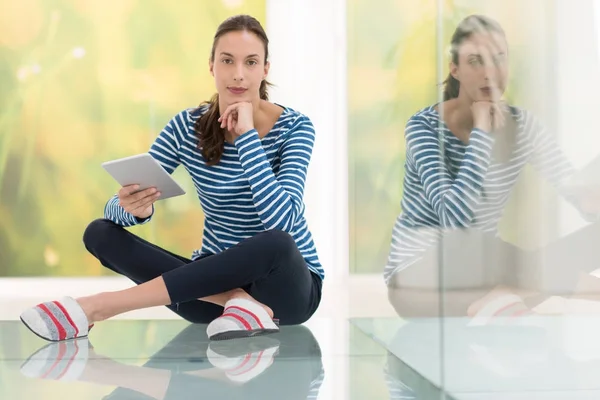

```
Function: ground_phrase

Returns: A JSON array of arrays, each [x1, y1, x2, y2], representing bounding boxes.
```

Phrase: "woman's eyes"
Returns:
[[221, 59, 258, 66]]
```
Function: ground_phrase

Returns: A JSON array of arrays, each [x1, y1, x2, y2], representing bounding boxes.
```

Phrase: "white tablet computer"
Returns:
[[101, 153, 186, 201]]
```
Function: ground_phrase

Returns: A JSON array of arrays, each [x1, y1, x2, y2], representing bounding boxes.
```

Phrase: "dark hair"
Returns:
[[195, 15, 272, 166], [442, 15, 506, 100]]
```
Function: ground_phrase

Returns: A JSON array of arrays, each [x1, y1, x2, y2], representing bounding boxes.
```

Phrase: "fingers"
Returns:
[[227, 113, 235, 132], [118, 184, 140, 198], [128, 199, 156, 216], [218, 109, 238, 131], [219, 103, 238, 128], [471, 101, 495, 132], [491, 103, 506, 130], [472, 100, 501, 115], [219, 110, 229, 128], [472, 100, 495, 117], [218, 102, 251, 130], [124, 195, 158, 215], [218, 107, 230, 128], [119, 186, 161, 214], [219, 110, 237, 130]]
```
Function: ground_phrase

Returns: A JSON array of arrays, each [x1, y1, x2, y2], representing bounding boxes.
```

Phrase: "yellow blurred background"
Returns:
[[0, 0, 266, 276]]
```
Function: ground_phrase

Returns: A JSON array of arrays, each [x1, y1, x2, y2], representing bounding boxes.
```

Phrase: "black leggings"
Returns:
[[82, 219, 322, 325]]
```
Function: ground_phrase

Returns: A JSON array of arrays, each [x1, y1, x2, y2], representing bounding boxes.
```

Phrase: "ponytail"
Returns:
[[195, 79, 273, 166], [196, 94, 224, 166], [259, 79, 270, 101], [442, 73, 460, 101]]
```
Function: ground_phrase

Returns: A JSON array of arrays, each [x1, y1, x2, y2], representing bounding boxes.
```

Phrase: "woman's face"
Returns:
[[209, 30, 269, 105], [451, 31, 509, 102]]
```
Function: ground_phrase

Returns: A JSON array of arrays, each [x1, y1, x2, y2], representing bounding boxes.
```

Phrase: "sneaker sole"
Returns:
[[20, 316, 88, 343], [209, 328, 280, 341]]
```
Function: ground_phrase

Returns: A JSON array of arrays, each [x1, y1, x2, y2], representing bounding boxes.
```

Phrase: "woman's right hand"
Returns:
[[471, 101, 505, 133], [118, 185, 161, 219]]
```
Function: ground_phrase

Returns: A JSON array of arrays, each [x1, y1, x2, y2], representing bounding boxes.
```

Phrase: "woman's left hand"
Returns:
[[219, 102, 255, 137]]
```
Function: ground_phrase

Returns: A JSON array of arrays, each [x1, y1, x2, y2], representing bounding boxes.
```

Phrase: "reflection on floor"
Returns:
[[353, 315, 600, 399], [0, 319, 411, 400]]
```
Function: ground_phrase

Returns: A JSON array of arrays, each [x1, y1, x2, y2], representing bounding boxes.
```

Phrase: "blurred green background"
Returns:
[[348, 0, 559, 273], [0, 0, 266, 276]]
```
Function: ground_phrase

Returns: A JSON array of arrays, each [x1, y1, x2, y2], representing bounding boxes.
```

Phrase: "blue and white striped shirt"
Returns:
[[104, 104, 324, 280], [384, 104, 584, 284]]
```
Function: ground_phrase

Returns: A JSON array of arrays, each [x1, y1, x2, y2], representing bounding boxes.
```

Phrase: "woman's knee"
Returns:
[[82, 218, 119, 252], [264, 228, 294, 243], [263, 229, 298, 256], [387, 285, 442, 318]]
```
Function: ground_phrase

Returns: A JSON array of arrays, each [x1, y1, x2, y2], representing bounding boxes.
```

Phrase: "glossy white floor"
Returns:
[[0, 275, 402, 400], [356, 313, 600, 400], [5, 276, 600, 399]]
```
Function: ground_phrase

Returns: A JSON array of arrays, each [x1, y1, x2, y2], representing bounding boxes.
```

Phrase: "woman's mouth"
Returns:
[[228, 87, 247, 95]]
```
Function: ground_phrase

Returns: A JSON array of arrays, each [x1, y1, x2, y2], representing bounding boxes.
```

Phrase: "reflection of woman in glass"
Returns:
[[386, 15, 600, 320]]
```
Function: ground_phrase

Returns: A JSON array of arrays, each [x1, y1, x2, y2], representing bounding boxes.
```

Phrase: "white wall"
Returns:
[[266, 2, 349, 399], [555, 0, 600, 236], [266, 0, 349, 283]]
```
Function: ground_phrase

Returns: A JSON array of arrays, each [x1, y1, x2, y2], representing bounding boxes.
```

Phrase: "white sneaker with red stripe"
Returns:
[[207, 336, 280, 383], [207, 298, 279, 341], [20, 338, 90, 381], [20, 296, 93, 342], [468, 293, 535, 326]]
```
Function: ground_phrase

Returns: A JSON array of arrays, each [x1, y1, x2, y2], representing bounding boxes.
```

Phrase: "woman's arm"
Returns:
[[103, 111, 186, 226], [234, 114, 314, 232], [526, 111, 599, 219], [527, 112, 576, 191], [408, 116, 496, 227]]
